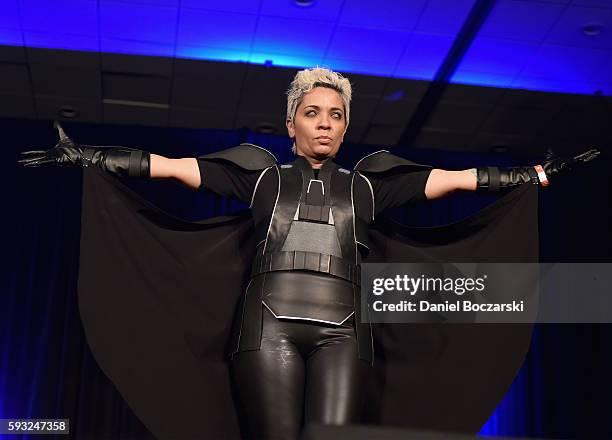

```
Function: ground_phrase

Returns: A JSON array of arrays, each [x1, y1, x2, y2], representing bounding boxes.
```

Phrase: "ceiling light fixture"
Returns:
[[492, 145, 508, 153], [294, 0, 315, 6], [256, 122, 277, 134], [582, 23, 603, 36], [58, 105, 78, 119]]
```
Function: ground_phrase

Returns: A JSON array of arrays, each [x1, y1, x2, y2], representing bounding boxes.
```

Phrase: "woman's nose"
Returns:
[[317, 115, 331, 129]]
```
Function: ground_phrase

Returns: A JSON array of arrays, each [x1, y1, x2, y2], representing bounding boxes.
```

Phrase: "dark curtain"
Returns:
[[1, 118, 611, 439]]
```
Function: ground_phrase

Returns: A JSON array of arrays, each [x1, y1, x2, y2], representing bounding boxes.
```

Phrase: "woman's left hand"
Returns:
[[542, 148, 600, 178]]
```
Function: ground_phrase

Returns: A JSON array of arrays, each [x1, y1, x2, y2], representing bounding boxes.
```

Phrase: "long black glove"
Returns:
[[476, 148, 600, 192], [17, 122, 151, 179]]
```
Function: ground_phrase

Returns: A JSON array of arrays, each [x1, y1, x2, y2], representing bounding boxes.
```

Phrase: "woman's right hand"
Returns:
[[17, 123, 86, 168]]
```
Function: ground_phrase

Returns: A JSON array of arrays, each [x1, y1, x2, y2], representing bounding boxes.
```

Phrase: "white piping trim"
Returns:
[[353, 149, 390, 169], [350, 172, 358, 264], [307, 179, 324, 195], [239, 143, 278, 162], [263, 301, 355, 325], [249, 166, 273, 208], [356, 240, 370, 250], [356, 171, 375, 221], [234, 277, 255, 353], [261, 166, 281, 256]]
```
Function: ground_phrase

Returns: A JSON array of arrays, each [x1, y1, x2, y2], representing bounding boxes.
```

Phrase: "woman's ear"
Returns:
[[286, 118, 295, 138]]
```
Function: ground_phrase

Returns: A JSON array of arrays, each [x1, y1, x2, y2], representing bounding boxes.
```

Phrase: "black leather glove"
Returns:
[[476, 148, 600, 192], [18, 122, 151, 179]]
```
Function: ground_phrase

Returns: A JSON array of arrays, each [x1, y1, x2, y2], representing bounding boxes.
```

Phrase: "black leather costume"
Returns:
[[202, 147, 432, 438], [76, 145, 538, 439]]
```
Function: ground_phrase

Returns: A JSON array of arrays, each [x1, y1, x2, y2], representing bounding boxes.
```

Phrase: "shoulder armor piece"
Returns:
[[198, 143, 277, 171], [354, 150, 431, 174]]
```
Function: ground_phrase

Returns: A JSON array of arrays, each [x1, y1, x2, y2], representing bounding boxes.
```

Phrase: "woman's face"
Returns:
[[286, 87, 347, 166]]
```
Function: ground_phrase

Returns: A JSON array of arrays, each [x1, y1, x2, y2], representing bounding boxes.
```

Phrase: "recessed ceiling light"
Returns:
[[295, 0, 315, 6], [58, 105, 78, 119], [256, 122, 277, 134], [582, 23, 603, 36]]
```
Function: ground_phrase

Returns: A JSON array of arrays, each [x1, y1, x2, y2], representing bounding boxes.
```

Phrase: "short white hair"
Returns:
[[286, 67, 352, 154]]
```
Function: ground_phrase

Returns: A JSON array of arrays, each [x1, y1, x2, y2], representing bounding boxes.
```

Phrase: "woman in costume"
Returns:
[[19, 67, 598, 440]]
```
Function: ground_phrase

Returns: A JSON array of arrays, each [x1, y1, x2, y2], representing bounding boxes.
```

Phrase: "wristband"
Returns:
[[533, 165, 549, 187]]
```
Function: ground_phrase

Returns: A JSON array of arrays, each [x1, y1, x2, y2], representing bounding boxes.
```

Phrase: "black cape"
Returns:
[[78, 166, 538, 439]]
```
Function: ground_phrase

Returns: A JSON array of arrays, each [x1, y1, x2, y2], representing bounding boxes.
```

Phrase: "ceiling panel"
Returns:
[[478, 0, 565, 42], [571, 0, 612, 8], [103, 102, 168, 126], [117, 0, 179, 5], [415, 0, 476, 35], [469, 131, 534, 153], [394, 33, 455, 79], [170, 107, 235, 129], [480, 105, 556, 136], [511, 76, 601, 94], [233, 112, 286, 134], [519, 44, 609, 81], [103, 73, 171, 104], [424, 102, 493, 133], [171, 62, 245, 111], [0, 28, 23, 46], [455, 38, 539, 77], [23, 32, 99, 52], [371, 99, 420, 126], [362, 123, 408, 146], [20, 0, 98, 36], [348, 96, 379, 126], [412, 129, 473, 151], [175, 45, 248, 62], [326, 26, 411, 64], [323, 58, 398, 78], [260, 0, 343, 21], [29, 64, 101, 99], [102, 53, 173, 76], [238, 65, 297, 114], [440, 83, 506, 105], [0, 44, 26, 63], [0, 63, 31, 95], [35, 95, 102, 123], [181, 0, 261, 14], [339, 0, 427, 31], [100, 1, 178, 43], [1, 0, 20, 29], [27, 47, 99, 68], [0, 94, 35, 118], [546, 5, 612, 50], [178, 8, 257, 50], [253, 16, 333, 56], [100, 38, 174, 57], [348, 73, 389, 98], [343, 124, 369, 144]]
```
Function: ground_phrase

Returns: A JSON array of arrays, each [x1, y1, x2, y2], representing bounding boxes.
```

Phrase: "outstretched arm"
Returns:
[[425, 169, 476, 199], [150, 155, 201, 190], [424, 149, 600, 200], [19, 123, 203, 190]]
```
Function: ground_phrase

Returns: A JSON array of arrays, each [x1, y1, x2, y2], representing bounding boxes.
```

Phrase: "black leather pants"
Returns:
[[230, 304, 372, 440]]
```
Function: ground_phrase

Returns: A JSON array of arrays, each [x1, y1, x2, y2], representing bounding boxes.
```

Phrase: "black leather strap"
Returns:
[[251, 250, 361, 286], [488, 166, 500, 192]]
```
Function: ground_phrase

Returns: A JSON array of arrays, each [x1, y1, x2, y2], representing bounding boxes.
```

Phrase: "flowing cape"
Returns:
[[78, 167, 538, 439]]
